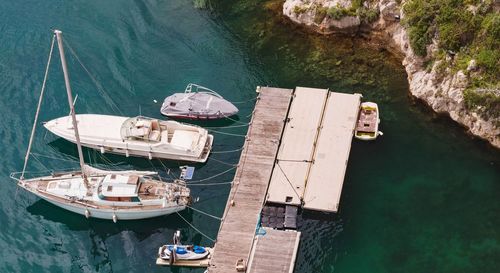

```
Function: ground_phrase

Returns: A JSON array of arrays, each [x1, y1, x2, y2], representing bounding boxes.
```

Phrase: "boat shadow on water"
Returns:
[[166, 114, 244, 128], [45, 138, 209, 170], [26, 198, 196, 234]]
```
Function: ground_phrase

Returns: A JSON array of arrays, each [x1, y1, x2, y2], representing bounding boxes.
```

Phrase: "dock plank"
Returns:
[[248, 228, 301, 273], [208, 87, 293, 273]]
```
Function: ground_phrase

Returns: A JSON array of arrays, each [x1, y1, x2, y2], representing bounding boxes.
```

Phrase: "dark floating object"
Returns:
[[161, 83, 239, 120]]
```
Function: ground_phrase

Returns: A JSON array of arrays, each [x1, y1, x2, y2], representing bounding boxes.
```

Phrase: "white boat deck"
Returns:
[[266, 88, 361, 212], [303, 92, 361, 212], [267, 87, 328, 206]]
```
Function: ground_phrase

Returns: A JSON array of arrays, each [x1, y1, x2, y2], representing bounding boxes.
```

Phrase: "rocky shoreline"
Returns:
[[283, 0, 500, 148]]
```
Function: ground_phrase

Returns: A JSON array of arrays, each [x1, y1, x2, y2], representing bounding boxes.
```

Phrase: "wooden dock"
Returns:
[[207, 87, 293, 273], [266, 87, 361, 212], [202, 86, 361, 272]]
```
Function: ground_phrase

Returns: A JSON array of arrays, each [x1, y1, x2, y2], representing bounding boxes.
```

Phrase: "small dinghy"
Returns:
[[161, 83, 239, 119], [158, 245, 209, 261], [355, 102, 383, 141]]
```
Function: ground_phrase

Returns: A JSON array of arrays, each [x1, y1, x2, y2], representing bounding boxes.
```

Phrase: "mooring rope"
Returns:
[[157, 159, 177, 181], [229, 96, 259, 104], [220, 113, 251, 125], [175, 212, 216, 243], [21, 34, 55, 179], [210, 146, 244, 154], [205, 123, 250, 129], [209, 157, 238, 167], [187, 166, 237, 183], [186, 181, 233, 186], [187, 205, 222, 221], [207, 129, 247, 137]]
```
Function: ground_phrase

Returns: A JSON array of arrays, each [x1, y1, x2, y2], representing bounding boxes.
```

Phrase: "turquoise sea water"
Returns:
[[0, 0, 498, 272]]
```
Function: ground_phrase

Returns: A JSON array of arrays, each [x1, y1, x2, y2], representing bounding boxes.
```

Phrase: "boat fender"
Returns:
[[125, 149, 129, 157], [85, 209, 90, 219], [100, 146, 105, 154], [148, 152, 152, 160], [112, 213, 117, 223]]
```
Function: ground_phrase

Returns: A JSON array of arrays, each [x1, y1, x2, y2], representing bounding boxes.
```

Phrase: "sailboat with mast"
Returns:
[[10, 30, 191, 221]]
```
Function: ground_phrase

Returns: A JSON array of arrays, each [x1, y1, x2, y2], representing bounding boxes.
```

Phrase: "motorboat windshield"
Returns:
[[120, 116, 164, 142]]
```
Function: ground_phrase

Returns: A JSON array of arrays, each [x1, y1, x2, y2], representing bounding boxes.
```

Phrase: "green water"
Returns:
[[0, 0, 498, 272]]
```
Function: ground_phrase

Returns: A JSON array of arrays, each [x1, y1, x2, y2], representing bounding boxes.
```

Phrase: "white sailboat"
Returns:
[[11, 30, 191, 221]]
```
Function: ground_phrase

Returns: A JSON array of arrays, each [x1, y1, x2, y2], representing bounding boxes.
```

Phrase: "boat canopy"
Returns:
[[100, 174, 140, 197]]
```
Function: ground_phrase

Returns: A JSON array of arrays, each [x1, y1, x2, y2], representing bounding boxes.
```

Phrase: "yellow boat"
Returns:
[[354, 102, 383, 141]]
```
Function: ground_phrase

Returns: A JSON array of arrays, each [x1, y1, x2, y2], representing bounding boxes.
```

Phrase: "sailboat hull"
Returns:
[[36, 191, 186, 220]]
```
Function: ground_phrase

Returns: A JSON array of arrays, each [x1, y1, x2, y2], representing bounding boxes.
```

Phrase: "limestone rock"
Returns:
[[283, 0, 500, 148]]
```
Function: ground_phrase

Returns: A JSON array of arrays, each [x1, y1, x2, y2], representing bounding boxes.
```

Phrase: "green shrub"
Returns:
[[436, 3, 478, 52], [358, 7, 379, 23], [463, 88, 500, 118], [476, 49, 498, 71], [402, 0, 437, 56], [327, 6, 349, 20], [293, 5, 308, 15], [314, 5, 328, 24], [480, 12, 500, 48]]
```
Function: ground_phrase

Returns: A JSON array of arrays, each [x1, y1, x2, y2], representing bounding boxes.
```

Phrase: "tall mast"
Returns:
[[54, 30, 86, 175]]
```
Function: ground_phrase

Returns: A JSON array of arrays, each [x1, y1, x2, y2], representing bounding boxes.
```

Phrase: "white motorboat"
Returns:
[[44, 114, 214, 163], [354, 102, 383, 141], [158, 245, 209, 260], [12, 30, 191, 221], [161, 83, 239, 120]]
